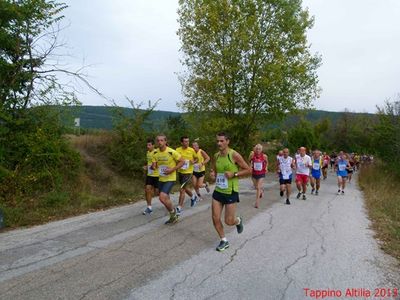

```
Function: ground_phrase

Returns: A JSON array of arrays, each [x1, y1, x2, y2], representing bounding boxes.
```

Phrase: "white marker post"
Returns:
[[74, 118, 80, 136]]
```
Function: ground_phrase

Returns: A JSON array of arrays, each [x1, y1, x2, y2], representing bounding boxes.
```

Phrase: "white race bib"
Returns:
[[159, 165, 168, 177], [282, 170, 290, 180], [338, 164, 346, 171], [193, 163, 200, 172], [216, 173, 228, 189], [147, 165, 154, 175], [181, 160, 189, 170], [253, 162, 263, 171], [313, 162, 320, 170]]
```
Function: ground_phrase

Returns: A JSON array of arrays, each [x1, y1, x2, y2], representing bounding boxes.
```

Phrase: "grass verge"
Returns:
[[358, 162, 400, 261]]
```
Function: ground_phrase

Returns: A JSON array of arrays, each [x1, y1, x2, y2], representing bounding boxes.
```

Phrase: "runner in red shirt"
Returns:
[[249, 144, 268, 208]]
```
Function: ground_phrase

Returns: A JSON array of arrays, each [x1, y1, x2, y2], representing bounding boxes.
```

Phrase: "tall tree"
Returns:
[[178, 0, 321, 151]]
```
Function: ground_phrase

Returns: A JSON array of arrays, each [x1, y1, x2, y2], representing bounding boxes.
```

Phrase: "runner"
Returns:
[[310, 150, 323, 195], [176, 136, 198, 214], [276, 148, 295, 205], [330, 151, 337, 170], [192, 141, 211, 201], [347, 153, 355, 183], [295, 147, 312, 200], [276, 150, 284, 162], [322, 152, 330, 180], [152, 134, 185, 224], [143, 139, 159, 215], [210, 132, 251, 252], [249, 144, 268, 208], [334, 151, 351, 195]]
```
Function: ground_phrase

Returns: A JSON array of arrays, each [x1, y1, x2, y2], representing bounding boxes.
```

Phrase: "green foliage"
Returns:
[[178, 0, 321, 152], [165, 115, 191, 146], [0, 0, 83, 226], [107, 100, 158, 175], [373, 100, 400, 175], [286, 118, 317, 151], [0, 106, 81, 202]]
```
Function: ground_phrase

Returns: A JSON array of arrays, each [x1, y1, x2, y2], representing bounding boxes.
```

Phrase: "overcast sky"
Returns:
[[61, 0, 400, 113]]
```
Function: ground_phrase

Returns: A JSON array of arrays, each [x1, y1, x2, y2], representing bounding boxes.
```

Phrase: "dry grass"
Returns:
[[358, 162, 400, 261]]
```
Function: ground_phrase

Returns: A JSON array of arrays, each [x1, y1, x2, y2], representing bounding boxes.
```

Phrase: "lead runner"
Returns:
[[210, 132, 251, 252]]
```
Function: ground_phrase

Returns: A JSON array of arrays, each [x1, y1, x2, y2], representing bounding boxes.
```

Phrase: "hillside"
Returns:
[[64, 106, 375, 130], [65, 106, 181, 130]]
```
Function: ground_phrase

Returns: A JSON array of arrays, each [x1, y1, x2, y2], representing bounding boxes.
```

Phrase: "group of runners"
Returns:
[[144, 133, 358, 252]]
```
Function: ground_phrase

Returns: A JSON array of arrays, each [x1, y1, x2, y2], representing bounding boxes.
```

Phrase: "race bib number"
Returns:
[[282, 166, 292, 179], [147, 165, 154, 175], [193, 163, 200, 172], [313, 162, 320, 170], [159, 165, 168, 177], [338, 164, 346, 171], [254, 162, 263, 171], [298, 161, 305, 168], [181, 160, 189, 170], [216, 173, 228, 189]]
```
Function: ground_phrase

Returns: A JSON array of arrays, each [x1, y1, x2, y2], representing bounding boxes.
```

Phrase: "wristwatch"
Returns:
[[234, 172, 238, 177]]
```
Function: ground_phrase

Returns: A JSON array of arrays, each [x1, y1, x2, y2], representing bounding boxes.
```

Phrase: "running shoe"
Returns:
[[142, 207, 153, 215], [205, 182, 210, 193], [164, 211, 179, 224], [176, 207, 182, 216], [236, 216, 244, 234], [286, 199, 291, 205], [190, 196, 198, 207], [337, 189, 341, 195], [280, 190, 284, 197], [341, 190, 345, 195], [296, 192, 302, 199], [216, 240, 230, 252], [315, 190, 319, 196], [302, 194, 307, 200], [311, 189, 315, 194]]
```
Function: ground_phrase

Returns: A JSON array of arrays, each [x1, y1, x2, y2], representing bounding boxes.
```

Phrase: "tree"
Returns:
[[374, 99, 400, 174], [0, 0, 82, 203], [177, 0, 321, 152], [286, 118, 317, 151]]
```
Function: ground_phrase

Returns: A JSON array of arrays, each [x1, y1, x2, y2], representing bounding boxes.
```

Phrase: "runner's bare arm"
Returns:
[[165, 157, 185, 175], [210, 157, 216, 181], [200, 149, 210, 166], [264, 154, 269, 172], [224, 151, 251, 179]]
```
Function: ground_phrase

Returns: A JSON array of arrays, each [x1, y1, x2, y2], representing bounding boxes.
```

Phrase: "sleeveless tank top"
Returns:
[[215, 149, 239, 194], [251, 153, 266, 175]]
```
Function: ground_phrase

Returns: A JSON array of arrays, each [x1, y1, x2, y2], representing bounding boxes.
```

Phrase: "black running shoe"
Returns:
[[280, 190, 284, 197], [236, 216, 244, 234], [296, 192, 301, 199], [302, 194, 306, 200], [286, 199, 291, 205], [216, 240, 230, 252]]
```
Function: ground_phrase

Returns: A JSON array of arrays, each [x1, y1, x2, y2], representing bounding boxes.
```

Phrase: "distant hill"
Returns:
[[64, 106, 374, 130], [65, 105, 180, 130]]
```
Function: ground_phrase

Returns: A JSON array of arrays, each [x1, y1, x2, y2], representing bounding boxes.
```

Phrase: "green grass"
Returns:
[[358, 162, 400, 261]]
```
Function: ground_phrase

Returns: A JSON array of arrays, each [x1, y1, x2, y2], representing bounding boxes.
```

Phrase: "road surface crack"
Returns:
[[280, 245, 310, 300], [170, 265, 197, 300]]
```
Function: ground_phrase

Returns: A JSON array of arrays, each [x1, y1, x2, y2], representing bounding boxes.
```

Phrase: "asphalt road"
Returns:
[[0, 171, 399, 300]]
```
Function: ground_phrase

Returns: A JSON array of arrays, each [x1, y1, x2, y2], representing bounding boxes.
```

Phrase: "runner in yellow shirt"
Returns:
[[152, 134, 185, 224], [176, 136, 198, 214], [192, 140, 211, 201], [142, 139, 159, 215]]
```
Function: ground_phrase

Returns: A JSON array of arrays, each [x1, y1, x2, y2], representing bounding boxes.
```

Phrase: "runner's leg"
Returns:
[[212, 199, 225, 238]]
